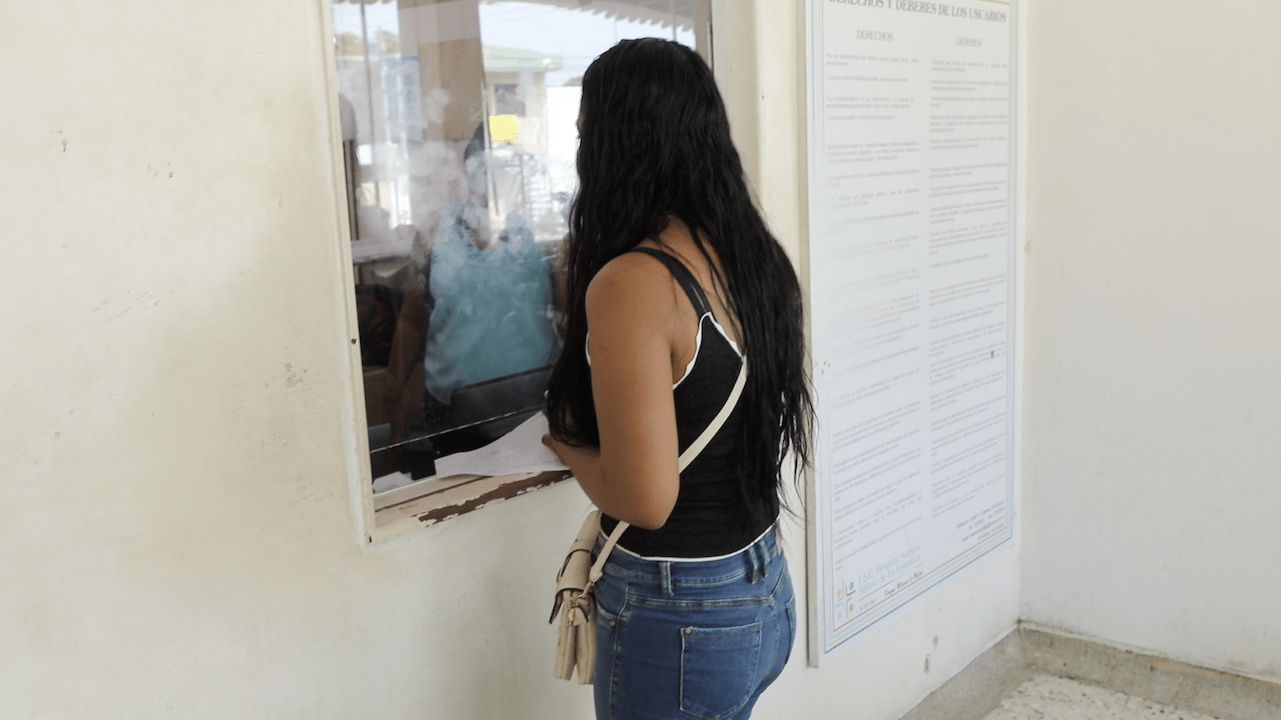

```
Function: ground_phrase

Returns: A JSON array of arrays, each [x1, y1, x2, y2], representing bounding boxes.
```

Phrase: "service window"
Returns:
[[331, 0, 709, 520]]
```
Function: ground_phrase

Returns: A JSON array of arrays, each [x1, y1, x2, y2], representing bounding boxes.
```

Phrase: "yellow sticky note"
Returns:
[[489, 115, 520, 143]]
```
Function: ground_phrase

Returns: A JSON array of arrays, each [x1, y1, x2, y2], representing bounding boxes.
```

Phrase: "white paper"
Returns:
[[807, 0, 1017, 664], [371, 471, 414, 494], [433, 412, 570, 478]]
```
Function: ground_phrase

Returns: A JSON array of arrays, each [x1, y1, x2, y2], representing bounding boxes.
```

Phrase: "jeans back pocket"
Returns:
[[679, 621, 763, 720]]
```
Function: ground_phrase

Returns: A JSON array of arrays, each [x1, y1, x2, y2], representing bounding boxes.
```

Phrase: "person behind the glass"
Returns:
[[420, 123, 558, 430]]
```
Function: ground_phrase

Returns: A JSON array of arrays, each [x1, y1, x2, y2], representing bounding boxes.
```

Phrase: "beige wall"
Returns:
[[0, 0, 1021, 718], [0, 1, 590, 716], [1022, 0, 1281, 683]]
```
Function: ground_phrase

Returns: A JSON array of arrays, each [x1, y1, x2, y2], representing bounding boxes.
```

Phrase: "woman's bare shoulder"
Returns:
[[586, 250, 678, 318]]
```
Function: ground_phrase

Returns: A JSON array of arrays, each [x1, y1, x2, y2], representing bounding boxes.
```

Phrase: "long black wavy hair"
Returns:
[[545, 38, 813, 507]]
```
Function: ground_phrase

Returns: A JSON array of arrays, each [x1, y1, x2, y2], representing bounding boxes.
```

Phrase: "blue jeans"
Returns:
[[592, 527, 796, 720]]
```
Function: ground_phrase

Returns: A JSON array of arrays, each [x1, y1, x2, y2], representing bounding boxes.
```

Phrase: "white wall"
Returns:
[[0, 0, 1019, 718], [0, 1, 591, 717], [1022, 0, 1281, 683]]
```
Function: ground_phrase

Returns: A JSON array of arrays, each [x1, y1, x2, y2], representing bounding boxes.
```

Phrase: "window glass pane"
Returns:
[[332, 0, 706, 490]]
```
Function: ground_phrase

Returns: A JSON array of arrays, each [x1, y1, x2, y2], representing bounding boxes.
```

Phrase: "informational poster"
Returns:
[[805, 0, 1017, 664]]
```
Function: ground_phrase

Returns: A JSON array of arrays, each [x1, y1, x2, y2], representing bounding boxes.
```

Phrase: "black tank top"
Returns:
[[598, 248, 778, 558]]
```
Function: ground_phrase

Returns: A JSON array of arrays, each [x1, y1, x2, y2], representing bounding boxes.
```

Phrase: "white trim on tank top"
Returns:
[[586, 311, 743, 389], [601, 517, 777, 562]]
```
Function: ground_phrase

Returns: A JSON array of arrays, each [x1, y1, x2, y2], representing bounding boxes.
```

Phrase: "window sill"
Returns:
[[369, 470, 571, 542]]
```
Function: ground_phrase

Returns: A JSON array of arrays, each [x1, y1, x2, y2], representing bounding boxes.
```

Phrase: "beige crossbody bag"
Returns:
[[549, 359, 748, 684]]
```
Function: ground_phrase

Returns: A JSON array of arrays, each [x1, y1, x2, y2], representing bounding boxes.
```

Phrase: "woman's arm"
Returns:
[[543, 253, 683, 530]]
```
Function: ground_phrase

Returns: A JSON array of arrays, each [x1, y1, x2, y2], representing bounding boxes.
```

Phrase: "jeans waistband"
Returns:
[[596, 524, 782, 588]]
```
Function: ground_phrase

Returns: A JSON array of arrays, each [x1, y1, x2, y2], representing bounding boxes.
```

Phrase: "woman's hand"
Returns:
[[541, 433, 602, 480]]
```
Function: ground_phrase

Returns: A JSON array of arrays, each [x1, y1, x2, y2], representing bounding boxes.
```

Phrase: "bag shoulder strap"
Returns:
[[677, 358, 747, 473], [588, 358, 748, 583]]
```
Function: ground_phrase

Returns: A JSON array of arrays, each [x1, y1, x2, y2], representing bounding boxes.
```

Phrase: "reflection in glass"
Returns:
[[332, 0, 706, 489]]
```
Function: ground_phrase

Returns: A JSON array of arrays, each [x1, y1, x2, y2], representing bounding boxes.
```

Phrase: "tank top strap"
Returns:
[[630, 247, 713, 318]]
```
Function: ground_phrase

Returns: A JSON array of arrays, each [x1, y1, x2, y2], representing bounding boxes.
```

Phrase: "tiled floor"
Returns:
[[983, 675, 1222, 720]]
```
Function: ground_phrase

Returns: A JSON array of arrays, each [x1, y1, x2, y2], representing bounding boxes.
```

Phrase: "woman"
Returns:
[[542, 39, 813, 720]]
